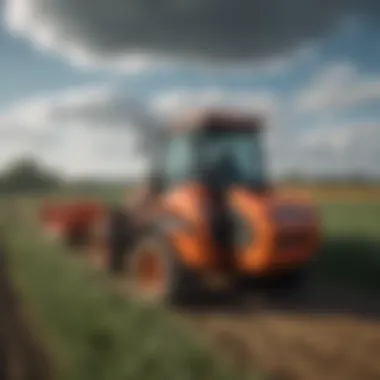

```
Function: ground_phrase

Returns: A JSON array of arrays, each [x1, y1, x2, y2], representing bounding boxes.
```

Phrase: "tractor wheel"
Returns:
[[128, 234, 200, 305]]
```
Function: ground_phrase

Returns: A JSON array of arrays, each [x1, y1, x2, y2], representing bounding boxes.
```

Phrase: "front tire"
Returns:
[[128, 233, 200, 305]]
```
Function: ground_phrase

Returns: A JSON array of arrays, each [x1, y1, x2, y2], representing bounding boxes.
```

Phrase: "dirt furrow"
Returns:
[[184, 282, 380, 380]]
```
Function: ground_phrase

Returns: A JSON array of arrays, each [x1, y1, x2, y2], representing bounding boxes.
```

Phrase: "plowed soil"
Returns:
[[183, 280, 380, 380]]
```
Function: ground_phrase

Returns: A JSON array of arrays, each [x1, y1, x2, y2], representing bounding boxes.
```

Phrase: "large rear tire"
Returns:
[[128, 233, 200, 305]]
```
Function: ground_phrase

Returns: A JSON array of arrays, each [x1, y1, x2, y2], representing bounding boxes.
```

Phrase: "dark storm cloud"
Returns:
[[5, 0, 380, 64]]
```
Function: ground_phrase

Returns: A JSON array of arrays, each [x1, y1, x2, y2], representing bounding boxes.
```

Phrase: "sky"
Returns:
[[1, 0, 380, 180]]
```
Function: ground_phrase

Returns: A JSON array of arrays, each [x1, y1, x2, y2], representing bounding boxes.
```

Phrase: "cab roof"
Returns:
[[168, 109, 264, 133]]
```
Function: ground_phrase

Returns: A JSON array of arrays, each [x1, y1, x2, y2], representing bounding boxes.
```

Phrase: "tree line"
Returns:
[[0, 158, 61, 193]]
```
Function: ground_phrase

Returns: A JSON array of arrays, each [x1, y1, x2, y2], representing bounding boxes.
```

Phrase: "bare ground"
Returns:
[[182, 280, 380, 380]]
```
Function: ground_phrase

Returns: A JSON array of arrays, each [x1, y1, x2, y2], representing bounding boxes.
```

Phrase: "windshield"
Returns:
[[199, 130, 267, 188], [161, 134, 195, 186], [161, 130, 267, 188]]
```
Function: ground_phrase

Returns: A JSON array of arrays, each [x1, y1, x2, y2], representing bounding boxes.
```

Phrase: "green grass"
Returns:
[[319, 201, 380, 237], [3, 203, 259, 380], [315, 201, 380, 292], [1, 189, 380, 380]]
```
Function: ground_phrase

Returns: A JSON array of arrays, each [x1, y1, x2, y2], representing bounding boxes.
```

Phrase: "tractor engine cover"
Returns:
[[158, 184, 320, 277]]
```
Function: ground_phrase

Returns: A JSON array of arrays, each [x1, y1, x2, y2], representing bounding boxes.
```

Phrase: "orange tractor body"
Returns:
[[159, 184, 319, 276], [126, 110, 321, 302]]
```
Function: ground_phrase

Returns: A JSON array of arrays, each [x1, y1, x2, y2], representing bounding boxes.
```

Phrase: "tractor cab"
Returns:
[[150, 111, 269, 196]]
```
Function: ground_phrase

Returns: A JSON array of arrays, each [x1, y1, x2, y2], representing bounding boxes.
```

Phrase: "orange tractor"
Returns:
[[124, 110, 321, 303], [40, 110, 321, 304]]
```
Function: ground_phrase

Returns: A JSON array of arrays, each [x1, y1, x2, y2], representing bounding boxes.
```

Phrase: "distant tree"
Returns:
[[0, 157, 61, 193]]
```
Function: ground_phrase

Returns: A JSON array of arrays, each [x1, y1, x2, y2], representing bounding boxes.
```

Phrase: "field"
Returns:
[[313, 199, 380, 292], [1, 184, 380, 380]]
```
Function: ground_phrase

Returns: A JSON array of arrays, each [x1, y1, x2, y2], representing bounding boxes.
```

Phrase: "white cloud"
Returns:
[[296, 61, 380, 113], [291, 122, 380, 177], [40, 126, 150, 179], [150, 88, 279, 121], [149, 87, 380, 179], [0, 82, 379, 180], [0, 84, 155, 179]]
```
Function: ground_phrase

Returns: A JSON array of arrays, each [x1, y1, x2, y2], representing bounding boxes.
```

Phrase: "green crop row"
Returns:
[[3, 200, 260, 380]]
